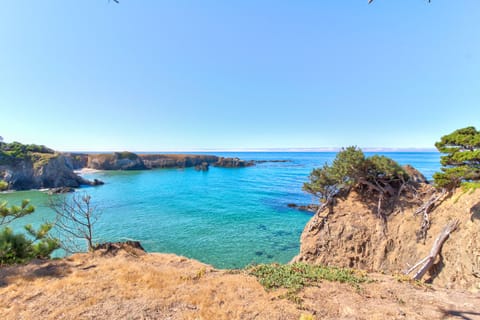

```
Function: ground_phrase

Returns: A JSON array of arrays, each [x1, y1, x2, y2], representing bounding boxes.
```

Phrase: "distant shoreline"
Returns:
[[64, 149, 439, 154]]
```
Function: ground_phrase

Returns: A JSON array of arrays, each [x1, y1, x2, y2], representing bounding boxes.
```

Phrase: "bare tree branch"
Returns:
[[49, 193, 102, 252]]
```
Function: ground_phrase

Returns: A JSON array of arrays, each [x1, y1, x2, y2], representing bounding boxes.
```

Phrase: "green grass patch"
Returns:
[[115, 151, 139, 160], [248, 263, 368, 305], [453, 181, 480, 203], [248, 262, 368, 291]]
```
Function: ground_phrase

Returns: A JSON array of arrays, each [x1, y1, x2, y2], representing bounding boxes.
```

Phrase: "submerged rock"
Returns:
[[287, 203, 319, 213]]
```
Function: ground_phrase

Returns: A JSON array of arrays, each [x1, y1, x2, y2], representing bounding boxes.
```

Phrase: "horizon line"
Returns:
[[61, 147, 438, 153]]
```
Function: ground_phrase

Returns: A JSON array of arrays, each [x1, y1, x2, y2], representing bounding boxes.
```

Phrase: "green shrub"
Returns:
[[0, 180, 7, 191], [434, 126, 480, 189], [303, 147, 408, 209], [0, 224, 59, 265], [115, 151, 139, 160], [0, 141, 54, 165], [0, 200, 59, 265]]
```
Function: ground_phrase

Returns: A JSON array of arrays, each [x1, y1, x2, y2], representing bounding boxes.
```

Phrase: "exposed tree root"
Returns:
[[405, 219, 459, 281], [414, 188, 447, 242]]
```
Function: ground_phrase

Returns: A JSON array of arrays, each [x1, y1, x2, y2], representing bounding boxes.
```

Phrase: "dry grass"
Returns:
[[1, 250, 479, 320]]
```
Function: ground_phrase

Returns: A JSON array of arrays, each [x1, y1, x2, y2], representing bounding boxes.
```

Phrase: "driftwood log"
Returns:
[[405, 219, 459, 281]]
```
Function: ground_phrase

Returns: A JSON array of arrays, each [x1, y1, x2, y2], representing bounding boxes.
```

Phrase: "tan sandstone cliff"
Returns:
[[293, 187, 480, 291]]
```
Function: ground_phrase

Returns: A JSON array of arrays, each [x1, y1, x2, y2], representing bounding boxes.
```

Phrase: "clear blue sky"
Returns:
[[1, 0, 479, 151]]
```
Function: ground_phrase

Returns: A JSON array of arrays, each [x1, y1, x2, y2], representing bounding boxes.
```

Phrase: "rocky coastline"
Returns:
[[0, 147, 256, 191]]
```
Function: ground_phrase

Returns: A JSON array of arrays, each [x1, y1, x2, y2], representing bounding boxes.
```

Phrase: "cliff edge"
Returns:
[[1, 243, 479, 319], [293, 186, 480, 291]]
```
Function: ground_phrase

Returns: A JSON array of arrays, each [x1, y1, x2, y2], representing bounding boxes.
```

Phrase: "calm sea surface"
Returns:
[[1, 152, 440, 268]]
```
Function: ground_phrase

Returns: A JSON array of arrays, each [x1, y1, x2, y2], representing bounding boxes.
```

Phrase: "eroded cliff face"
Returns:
[[293, 188, 480, 291], [0, 154, 91, 190], [140, 154, 219, 169], [84, 153, 255, 170], [87, 152, 146, 170]]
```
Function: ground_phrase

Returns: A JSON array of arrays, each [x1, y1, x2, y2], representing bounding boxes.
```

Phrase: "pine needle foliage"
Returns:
[[433, 126, 480, 189], [303, 146, 408, 207]]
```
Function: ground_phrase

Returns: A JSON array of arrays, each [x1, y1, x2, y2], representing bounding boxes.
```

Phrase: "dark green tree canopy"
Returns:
[[433, 126, 480, 189], [0, 200, 59, 265], [303, 147, 409, 216]]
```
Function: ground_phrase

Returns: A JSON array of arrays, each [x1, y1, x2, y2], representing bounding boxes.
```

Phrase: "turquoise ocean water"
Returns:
[[1, 152, 440, 268]]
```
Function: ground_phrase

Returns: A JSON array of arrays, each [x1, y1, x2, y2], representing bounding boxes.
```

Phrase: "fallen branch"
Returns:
[[415, 188, 447, 241], [405, 219, 459, 281]]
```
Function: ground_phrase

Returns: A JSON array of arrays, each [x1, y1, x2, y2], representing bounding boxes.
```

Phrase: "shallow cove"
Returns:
[[1, 152, 440, 268]]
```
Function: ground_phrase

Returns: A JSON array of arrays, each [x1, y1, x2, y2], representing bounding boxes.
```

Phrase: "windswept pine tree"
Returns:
[[433, 126, 480, 190], [303, 146, 411, 219]]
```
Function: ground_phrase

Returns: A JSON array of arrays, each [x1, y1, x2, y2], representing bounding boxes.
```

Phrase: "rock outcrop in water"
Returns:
[[87, 152, 146, 170], [140, 154, 219, 169], [81, 153, 254, 170], [0, 141, 257, 191], [213, 157, 254, 168], [0, 153, 99, 191]]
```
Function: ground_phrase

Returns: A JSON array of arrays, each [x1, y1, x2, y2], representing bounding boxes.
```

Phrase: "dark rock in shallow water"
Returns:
[[255, 160, 291, 164], [48, 187, 75, 194], [90, 179, 104, 186], [214, 157, 255, 168], [287, 203, 319, 213], [195, 162, 209, 171]]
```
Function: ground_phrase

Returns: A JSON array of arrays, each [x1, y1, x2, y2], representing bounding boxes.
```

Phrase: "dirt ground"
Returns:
[[1, 249, 479, 320]]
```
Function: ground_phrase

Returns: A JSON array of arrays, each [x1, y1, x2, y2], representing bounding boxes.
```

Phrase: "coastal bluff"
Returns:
[[0, 141, 254, 191], [70, 152, 255, 171], [293, 183, 480, 292], [0, 152, 98, 191], [1, 242, 479, 319]]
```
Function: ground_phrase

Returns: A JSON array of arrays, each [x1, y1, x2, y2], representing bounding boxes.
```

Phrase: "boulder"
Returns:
[[195, 162, 209, 171]]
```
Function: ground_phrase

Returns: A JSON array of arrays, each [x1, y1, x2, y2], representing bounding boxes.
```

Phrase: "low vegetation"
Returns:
[[249, 263, 368, 291], [0, 200, 59, 265], [0, 141, 55, 165], [248, 263, 368, 304], [0, 224, 59, 265]]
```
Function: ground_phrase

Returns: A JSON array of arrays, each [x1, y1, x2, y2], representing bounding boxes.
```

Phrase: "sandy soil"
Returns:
[[1, 249, 479, 320]]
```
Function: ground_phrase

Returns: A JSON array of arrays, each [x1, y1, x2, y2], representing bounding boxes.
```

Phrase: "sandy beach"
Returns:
[[74, 168, 102, 174]]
